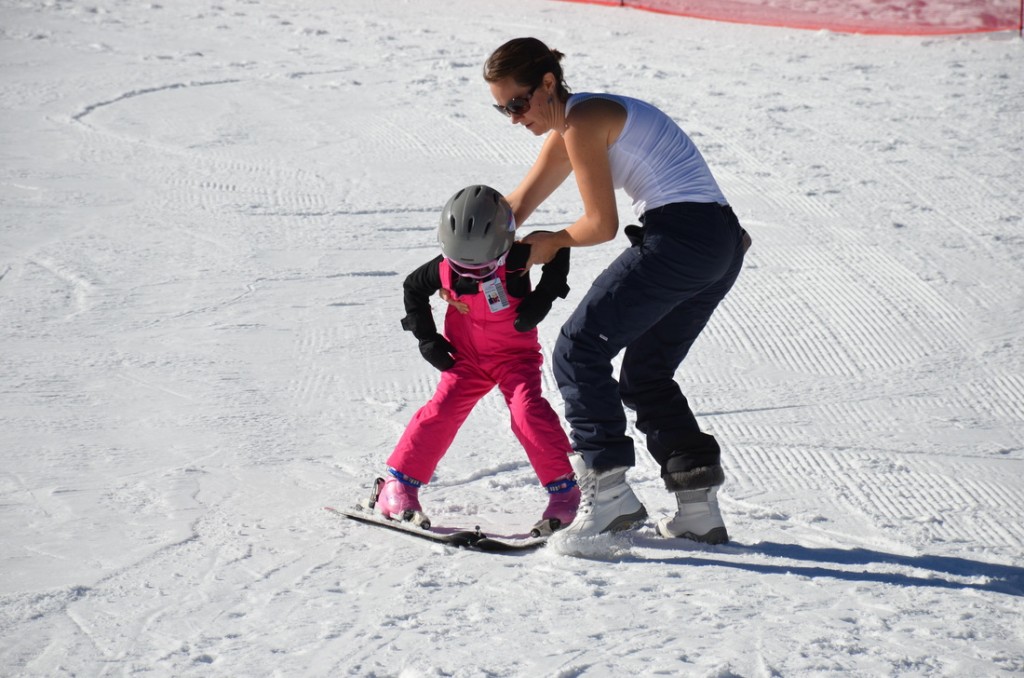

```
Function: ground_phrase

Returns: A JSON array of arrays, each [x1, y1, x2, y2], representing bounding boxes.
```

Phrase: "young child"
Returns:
[[369, 184, 579, 535]]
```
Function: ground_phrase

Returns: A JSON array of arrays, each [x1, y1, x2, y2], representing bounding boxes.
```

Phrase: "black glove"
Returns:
[[514, 291, 554, 332], [624, 224, 644, 247], [418, 333, 456, 371]]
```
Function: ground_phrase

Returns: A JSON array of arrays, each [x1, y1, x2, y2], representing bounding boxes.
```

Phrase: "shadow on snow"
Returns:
[[630, 538, 1024, 596]]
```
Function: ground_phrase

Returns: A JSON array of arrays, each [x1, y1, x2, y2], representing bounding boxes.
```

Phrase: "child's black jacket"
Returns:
[[400, 242, 570, 340]]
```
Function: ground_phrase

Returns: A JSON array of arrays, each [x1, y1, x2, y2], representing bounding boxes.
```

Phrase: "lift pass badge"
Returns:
[[481, 277, 510, 313]]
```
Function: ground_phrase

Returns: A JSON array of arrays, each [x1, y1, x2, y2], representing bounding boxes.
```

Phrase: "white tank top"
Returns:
[[566, 92, 727, 216]]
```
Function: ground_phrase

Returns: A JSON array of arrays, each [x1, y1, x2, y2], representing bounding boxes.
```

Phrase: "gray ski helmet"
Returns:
[[438, 185, 515, 266]]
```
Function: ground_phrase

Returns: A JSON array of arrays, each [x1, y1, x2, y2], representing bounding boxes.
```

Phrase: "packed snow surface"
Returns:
[[1, 0, 1022, 676]]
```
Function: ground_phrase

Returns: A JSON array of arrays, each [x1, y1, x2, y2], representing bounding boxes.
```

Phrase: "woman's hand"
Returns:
[[522, 231, 564, 271]]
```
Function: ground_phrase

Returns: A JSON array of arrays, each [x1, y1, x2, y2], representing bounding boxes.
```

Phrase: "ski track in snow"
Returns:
[[2, 0, 1023, 676]]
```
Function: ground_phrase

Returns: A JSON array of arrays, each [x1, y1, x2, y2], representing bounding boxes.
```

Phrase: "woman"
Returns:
[[483, 37, 750, 542]]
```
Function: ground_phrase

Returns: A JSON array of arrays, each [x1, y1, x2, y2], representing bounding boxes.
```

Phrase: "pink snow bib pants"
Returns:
[[387, 259, 573, 487]]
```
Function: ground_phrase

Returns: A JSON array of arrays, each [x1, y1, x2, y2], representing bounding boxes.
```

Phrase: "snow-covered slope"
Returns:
[[2, 1, 1022, 675]]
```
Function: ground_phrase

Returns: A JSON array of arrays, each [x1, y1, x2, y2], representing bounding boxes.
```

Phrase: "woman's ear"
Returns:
[[543, 72, 557, 95]]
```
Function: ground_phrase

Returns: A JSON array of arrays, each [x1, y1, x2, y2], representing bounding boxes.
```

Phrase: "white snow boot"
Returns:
[[560, 454, 647, 536], [657, 486, 728, 544]]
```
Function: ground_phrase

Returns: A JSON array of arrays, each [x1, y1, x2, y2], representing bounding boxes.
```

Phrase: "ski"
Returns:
[[325, 506, 548, 553]]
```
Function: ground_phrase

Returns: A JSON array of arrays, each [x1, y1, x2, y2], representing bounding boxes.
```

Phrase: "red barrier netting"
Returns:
[[557, 0, 1023, 35]]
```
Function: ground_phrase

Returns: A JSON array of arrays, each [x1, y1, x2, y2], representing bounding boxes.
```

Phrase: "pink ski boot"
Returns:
[[531, 476, 581, 537], [375, 471, 430, 528]]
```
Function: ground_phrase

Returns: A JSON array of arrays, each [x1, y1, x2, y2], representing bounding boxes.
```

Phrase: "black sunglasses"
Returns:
[[493, 86, 537, 117]]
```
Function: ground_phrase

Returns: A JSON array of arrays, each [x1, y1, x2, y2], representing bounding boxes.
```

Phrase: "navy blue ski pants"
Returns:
[[553, 202, 747, 474]]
